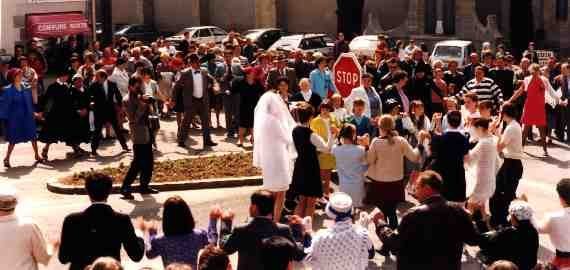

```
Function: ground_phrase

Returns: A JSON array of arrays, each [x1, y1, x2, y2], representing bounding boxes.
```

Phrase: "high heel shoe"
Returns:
[[3, 159, 11, 168]]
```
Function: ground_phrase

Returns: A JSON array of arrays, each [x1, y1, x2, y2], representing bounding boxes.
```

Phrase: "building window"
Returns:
[[557, 0, 568, 21], [425, 0, 455, 35]]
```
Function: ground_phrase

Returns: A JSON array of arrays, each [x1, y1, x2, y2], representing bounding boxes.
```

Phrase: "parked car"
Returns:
[[242, 28, 285, 50], [113, 24, 170, 43], [430, 40, 475, 68], [348, 34, 396, 58], [269, 34, 334, 56], [165, 26, 228, 48]]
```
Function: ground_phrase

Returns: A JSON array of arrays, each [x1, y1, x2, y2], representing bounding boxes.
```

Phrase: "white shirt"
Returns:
[[108, 67, 130, 97], [191, 68, 204, 98], [0, 214, 51, 270], [500, 120, 524, 160], [301, 90, 313, 102], [102, 80, 109, 97], [536, 208, 570, 252], [305, 219, 372, 270]]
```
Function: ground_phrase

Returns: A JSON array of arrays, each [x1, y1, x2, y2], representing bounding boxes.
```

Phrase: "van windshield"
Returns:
[[433, 45, 462, 58]]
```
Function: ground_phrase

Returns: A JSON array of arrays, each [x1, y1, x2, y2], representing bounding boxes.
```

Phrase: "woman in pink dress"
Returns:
[[509, 64, 567, 155]]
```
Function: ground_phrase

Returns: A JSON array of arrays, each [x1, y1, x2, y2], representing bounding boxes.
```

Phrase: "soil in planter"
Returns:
[[60, 152, 260, 186]]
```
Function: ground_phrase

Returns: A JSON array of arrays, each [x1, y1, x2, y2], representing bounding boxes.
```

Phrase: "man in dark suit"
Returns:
[[216, 190, 302, 270], [266, 56, 297, 92], [463, 52, 482, 82], [120, 76, 158, 199], [178, 31, 191, 55], [374, 171, 479, 270], [59, 173, 145, 270], [87, 69, 129, 155], [381, 70, 410, 114], [173, 54, 217, 148], [554, 63, 570, 142], [429, 111, 470, 203]]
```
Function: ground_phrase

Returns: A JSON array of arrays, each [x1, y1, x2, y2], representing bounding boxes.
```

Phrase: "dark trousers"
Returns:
[[121, 143, 154, 191], [178, 97, 212, 144], [556, 105, 570, 141], [223, 93, 240, 135], [91, 116, 128, 152], [490, 158, 523, 227]]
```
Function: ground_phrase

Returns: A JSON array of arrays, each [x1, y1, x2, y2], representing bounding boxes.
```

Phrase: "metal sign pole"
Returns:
[[91, 0, 97, 41]]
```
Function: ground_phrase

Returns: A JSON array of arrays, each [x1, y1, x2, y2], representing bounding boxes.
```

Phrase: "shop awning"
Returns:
[[26, 12, 90, 38]]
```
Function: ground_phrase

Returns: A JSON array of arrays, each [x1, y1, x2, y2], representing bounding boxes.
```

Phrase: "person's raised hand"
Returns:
[[210, 205, 223, 220], [221, 209, 235, 222]]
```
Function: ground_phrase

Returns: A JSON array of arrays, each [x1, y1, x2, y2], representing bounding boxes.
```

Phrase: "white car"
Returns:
[[430, 40, 475, 68], [348, 35, 378, 58], [269, 34, 334, 56], [165, 26, 228, 47]]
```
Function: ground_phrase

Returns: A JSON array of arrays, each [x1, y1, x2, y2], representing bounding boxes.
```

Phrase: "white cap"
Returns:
[[325, 192, 353, 221]]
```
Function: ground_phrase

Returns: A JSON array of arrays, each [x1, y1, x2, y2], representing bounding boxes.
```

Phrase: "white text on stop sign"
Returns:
[[336, 71, 359, 85]]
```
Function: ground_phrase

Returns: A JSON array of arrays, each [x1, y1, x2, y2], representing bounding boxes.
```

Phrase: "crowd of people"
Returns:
[[1, 31, 570, 270]]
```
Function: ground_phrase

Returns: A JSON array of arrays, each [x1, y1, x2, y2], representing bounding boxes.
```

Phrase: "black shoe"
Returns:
[[140, 187, 159, 194], [120, 190, 135, 200], [122, 145, 131, 152], [178, 142, 186, 148], [377, 246, 391, 257], [204, 140, 218, 147], [91, 150, 99, 156]]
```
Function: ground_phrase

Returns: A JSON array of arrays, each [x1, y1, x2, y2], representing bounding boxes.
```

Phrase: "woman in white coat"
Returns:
[[253, 90, 297, 222]]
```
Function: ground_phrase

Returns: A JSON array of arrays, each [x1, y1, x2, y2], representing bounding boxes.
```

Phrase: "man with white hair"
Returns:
[[0, 184, 54, 270], [304, 192, 374, 270]]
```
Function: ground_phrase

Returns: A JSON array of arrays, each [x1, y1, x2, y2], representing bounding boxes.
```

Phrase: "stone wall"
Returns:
[[112, 0, 143, 27], [208, 0, 256, 31], [153, 0, 200, 32], [283, 0, 337, 34]]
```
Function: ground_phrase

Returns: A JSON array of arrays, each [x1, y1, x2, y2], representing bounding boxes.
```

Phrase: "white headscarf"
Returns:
[[253, 91, 297, 177]]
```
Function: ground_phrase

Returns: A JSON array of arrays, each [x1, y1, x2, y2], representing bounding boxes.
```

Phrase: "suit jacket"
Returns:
[[266, 67, 298, 92], [58, 204, 144, 270], [380, 85, 404, 114], [172, 68, 214, 110], [376, 195, 479, 270], [126, 93, 151, 144], [290, 91, 322, 113], [87, 80, 122, 123], [221, 217, 298, 270]]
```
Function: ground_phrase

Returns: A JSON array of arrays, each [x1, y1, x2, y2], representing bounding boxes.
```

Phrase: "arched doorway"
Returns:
[[510, 0, 533, 58], [336, 0, 364, 39]]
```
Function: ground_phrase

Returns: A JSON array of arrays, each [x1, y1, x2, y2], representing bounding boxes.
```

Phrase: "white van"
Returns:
[[430, 40, 475, 68]]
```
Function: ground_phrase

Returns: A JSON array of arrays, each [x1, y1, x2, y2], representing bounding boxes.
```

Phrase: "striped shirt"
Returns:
[[456, 77, 504, 108]]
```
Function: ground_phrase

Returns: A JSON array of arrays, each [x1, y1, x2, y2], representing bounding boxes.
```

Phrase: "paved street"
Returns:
[[0, 115, 568, 269]]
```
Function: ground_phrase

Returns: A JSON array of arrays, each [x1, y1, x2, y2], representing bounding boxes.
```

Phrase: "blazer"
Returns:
[[87, 80, 122, 122], [58, 204, 144, 270], [554, 74, 570, 100], [221, 217, 298, 270], [290, 91, 322, 113], [126, 93, 151, 145], [172, 67, 214, 110], [266, 67, 298, 92], [376, 195, 479, 270]]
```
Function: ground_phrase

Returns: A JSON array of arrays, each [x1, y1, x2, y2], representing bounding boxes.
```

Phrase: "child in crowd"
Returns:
[[348, 99, 373, 137], [330, 93, 348, 122], [465, 118, 499, 231], [310, 100, 341, 200], [290, 102, 336, 218], [332, 124, 368, 208]]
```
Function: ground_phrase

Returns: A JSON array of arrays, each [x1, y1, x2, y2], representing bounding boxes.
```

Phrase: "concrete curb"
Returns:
[[46, 176, 263, 195]]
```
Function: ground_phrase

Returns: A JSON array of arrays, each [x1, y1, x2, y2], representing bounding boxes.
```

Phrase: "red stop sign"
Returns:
[[331, 53, 362, 97]]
